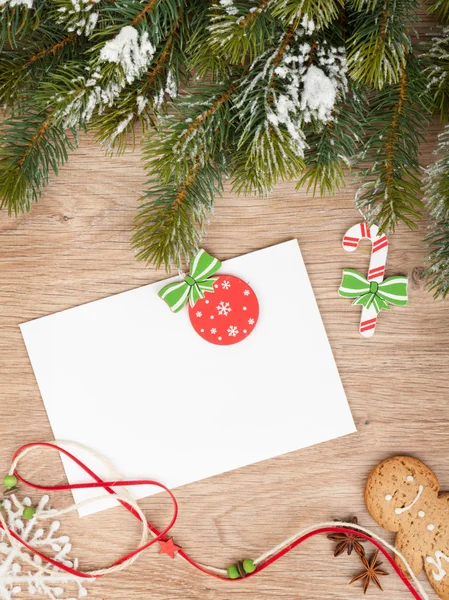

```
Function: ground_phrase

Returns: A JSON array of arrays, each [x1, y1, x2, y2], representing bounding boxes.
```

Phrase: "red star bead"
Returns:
[[158, 538, 181, 559]]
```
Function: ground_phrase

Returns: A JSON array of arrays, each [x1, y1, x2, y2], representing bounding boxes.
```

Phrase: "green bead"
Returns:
[[227, 564, 240, 579], [243, 559, 256, 574], [22, 506, 36, 520], [3, 475, 17, 488]]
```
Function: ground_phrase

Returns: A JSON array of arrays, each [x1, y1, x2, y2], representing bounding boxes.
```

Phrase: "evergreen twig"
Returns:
[[356, 54, 431, 231], [0, 0, 447, 281]]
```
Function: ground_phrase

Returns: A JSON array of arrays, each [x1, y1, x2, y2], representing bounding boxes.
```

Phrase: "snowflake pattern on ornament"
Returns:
[[216, 301, 232, 316], [0, 495, 88, 600], [195, 311, 202, 317], [188, 275, 259, 345]]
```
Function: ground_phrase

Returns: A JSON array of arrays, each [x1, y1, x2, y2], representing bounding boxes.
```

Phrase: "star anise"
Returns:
[[349, 550, 389, 593], [327, 517, 366, 557]]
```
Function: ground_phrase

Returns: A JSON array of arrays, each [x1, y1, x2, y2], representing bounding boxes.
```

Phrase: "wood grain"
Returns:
[[0, 118, 448, 600]]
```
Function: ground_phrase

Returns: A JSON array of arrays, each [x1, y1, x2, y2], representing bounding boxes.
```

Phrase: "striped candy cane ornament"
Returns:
[[342, 222, 388, 337]]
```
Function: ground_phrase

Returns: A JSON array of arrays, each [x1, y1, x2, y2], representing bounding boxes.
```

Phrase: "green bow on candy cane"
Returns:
[[159, 249, 222, 312], [339, 269, 408, 313]]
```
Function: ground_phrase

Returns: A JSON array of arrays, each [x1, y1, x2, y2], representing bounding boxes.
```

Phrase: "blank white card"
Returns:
[[21, 240, 356, 516]]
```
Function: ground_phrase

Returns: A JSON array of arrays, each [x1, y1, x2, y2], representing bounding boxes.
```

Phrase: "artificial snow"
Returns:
[[85, 12, 99, 35], [136, 95, 148, 115], [300, 65, 336, 122], [426, 27, 449, 98], [7, 0, 33, 7], [165, 70, 178, 99], [219, 0, 238, 15], [235, 32, 347, 167], [301, 14, 315, 34], [105, 112, 134, 150], [100, 26, 155, 84]]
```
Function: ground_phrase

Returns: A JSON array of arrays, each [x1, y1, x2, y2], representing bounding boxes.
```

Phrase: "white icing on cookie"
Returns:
[[418, 510, 425, 518], [427, 551, 449, 581], [395, 485, 423, 515], [385, 494, 392, 502], [428, 524, 435, 531], [407, 475, 414, 482]]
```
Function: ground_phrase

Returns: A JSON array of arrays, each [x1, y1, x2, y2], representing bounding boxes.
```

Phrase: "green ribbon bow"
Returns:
[[339, 269, 408, 314], [158, 249, 221, 312]]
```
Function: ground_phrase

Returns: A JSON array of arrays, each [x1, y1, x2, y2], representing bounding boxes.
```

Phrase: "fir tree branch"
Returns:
[[272, 18, 297, 70], [347, 0, 418, 89], [0, 103, 77, 214], [131, 0, 159, 26], [92, 15, 183, 154], [25, 32, 78, 66], [232, 28, 347, 194], [146, 27, 177, 88], [423, 26, 449, 122], [231, 31, 306, 195], [270, 0, 344, 29], [132, 162, 223, 270], [0, 3, 42, 50], [208, 0, 277, 65], [132, 80, 236, 269], [0, 31, 80, 106], [238, 0, 271, 28], [95, 0, 182, 40], [424, 126, 449, 298], [48, 0, 101, 37], [298, 84, 367, 195], [148, 80, 238, 184], [356, 54, 431, 232], [186, 0, 232, 78], [180, 83, 237, 141], [428, 0, 449, 24]]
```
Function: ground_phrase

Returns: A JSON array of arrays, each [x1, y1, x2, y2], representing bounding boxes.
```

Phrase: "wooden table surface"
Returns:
[[0, 120, 448, 600]]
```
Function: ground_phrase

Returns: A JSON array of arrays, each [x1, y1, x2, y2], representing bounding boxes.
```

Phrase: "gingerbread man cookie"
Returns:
[[365, 456, 449, 600]]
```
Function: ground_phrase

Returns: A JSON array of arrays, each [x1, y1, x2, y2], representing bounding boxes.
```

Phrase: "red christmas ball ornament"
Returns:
[[188, 275, 259, 345], [158, 249, 259, 346]]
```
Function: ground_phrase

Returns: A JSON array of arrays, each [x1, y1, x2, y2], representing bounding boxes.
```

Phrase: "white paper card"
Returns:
[[20, 240, 355, 516]]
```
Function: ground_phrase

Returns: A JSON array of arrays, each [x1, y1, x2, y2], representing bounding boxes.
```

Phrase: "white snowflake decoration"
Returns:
[[248, 318, 255, 325], [0, 496, 88, 600], [195, 311, 202, 317], [210, 328, 217, 334], [243, 290, 250, 296], [221, 280, 231, 290], [216, 301, 232, 316], [227, 326, 239, 337]]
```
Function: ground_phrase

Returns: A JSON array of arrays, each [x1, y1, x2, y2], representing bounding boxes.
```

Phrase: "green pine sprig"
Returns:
[[347, 0, 418, 89], [132, 162, 224, 270], [425, 126, 449, 298], [0, 0, 448, 281], [271, 0, 344, 29], [0, 100, 78, 214], [423, 26, 449, 122], [298, 84, 367, 195], [356, 54, 431, 231]]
